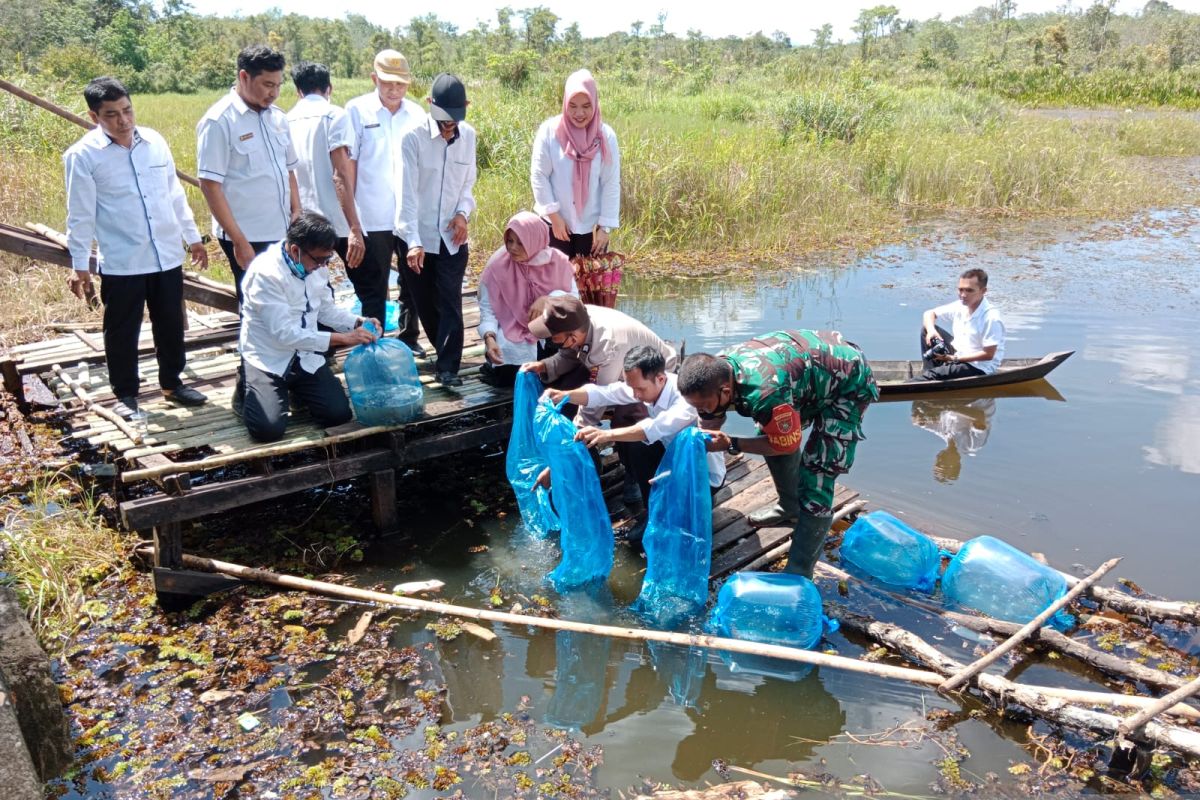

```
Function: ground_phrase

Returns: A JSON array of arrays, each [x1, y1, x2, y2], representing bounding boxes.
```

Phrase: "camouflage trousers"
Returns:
[[796, 378, 876, 516]]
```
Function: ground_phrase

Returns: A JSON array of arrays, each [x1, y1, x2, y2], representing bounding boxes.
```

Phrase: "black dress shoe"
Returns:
[[402, 341, 427, 358], [164, 385, 208, 407], [437, 371, 463, 387], [111, 396, 139, 418]]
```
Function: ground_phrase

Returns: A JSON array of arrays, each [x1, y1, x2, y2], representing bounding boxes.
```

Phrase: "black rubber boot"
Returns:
[[748, 450, 802, 528], [782, 510, 833, 580]]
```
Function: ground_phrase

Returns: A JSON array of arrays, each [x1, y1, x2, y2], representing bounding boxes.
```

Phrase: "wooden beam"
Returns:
[[368, 469, 399, 534], [152, 523, 183, 569]]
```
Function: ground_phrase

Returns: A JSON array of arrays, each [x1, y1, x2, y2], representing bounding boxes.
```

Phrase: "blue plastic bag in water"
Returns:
[[505, 372, 560, 538], [344, 337, 424, 426], [648, 641, 707, 709], [941, 535, 1074, 630], [535, 397, 613, 591], [840, 510, 942, 591], [545, 630, 610, 731], [632, 427, 712, 628], [708, 572, 838, 681]]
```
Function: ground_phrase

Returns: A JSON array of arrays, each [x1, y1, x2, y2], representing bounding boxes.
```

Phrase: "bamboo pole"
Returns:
[[1118, 675, 1200, 737], [53, 364, 143, 445], [139, 548, 1200, 724], [0, 78, 200, 188], [928, 534, 1200, 626], [939, 557, 1122, 693]]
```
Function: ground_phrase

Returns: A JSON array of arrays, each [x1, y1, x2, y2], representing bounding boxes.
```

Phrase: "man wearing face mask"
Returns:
[[396, 73, 477, 387], [677, 331, 878, 579], [197, 44, 301, 303], [237, 212, 379, 443]]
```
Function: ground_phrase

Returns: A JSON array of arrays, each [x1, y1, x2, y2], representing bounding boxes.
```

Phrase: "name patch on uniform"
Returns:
[[238, 132, 255, 141], [364, 123, 381, 129]]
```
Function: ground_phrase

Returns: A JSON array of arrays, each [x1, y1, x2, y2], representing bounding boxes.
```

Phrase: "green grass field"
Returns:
[[3, 72, 1200, 336]]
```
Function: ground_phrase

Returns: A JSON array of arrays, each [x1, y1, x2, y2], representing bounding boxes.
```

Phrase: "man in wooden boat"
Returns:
[[63, 77, 210, 419], [543, 344, 726, 550], [677, 331, 878, 579], [237, 212, 379, 442], [918, 268, 1006, 381]]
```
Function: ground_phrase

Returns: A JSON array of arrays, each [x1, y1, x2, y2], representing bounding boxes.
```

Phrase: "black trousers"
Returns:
[[400, 240, 468, 375], [919, 325, 986, 380], [242, 357, 352, 443], [548, 226, 594, 260], [99, 268, 186, 398], [218, 238, 274, 305], [336, 231, 418, 345]]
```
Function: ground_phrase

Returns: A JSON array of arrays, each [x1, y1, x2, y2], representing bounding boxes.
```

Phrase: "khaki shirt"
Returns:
[[542, 305, 677, 426]]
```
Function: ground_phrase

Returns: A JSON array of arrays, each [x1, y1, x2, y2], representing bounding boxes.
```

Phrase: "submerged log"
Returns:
[[833, 609, 1200, 760]]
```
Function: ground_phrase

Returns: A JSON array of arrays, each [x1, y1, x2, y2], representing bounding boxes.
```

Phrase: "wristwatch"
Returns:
[[727, 436, 742, 455], [600, 226, 612, 234]]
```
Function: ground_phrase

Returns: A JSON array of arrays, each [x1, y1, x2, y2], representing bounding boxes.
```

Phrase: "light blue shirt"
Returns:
[[395, 116, 477, 255], [63, 126, 201, 274]]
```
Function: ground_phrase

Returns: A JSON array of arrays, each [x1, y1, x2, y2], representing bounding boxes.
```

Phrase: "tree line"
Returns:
[[2, 0, 1199, 97]]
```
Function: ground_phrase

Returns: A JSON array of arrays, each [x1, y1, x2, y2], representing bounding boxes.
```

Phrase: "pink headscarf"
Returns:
[[555, 69, 610, 218], [481, 212, 576, 344]]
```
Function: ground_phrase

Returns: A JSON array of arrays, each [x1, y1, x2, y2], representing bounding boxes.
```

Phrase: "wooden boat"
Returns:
[[871, 350, 1074, 397]]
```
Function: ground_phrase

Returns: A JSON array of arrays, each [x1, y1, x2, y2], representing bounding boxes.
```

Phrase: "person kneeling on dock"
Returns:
[[544, 345, 726, 551], [238, 212, 379, 442], [677, 331, 878, 579]]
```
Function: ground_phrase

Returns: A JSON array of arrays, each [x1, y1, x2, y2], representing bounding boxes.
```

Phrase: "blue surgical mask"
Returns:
[[281, 243, 305, 279]]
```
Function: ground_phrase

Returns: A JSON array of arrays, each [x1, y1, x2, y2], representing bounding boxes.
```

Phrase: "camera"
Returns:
[[923, 336, 950, 361]]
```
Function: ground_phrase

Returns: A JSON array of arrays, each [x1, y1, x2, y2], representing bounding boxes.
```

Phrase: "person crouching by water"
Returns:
[[677, 331, 878, 579], [544, 345, 727, 552], [238, 212, 380, 442], [918, 268, 1006, 380], [522, 295, 676, 512], [532, 68, 620, 258], [477, 211, 579, 388]]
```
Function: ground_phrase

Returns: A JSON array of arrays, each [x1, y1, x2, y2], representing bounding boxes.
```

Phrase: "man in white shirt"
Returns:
[[919, 268, 1006, 380], [63, 77, 209, 418], [397, 73, 477, 387], [197, 45, 300, 304], [238, 212, 378, 443], [545, 346, 727, 550], [286, 61, 364, 272], [345, 50, 427, 353]]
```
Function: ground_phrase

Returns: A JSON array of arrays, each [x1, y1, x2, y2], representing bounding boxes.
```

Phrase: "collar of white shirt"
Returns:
[[82, 126, 144, 151]]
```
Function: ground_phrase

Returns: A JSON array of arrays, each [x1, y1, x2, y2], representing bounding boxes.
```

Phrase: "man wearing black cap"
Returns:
[[396, 73, 477, 386]]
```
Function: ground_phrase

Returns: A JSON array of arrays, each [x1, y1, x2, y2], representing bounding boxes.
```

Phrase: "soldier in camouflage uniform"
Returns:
[[677, 330, 878, 579]]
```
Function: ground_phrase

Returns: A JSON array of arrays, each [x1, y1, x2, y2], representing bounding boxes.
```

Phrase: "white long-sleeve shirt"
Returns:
[[197, 89, 298, 242], [287, 94, 355, 237], [530, 117, 620, 235], [582, 373, 726, 487], [63, 127, 201, 274], [344, 92, 426, 233], [395, 117, 477, 254], [239, 243, 360, 376]]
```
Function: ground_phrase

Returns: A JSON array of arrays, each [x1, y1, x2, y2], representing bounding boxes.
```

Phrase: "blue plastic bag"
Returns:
[[545, 631, 610, 731], [840, 510, 942, 591], [941, 535, 1074, 630], [708, 572, 838, 681], [344, 337, 424, 426], [505, 372, 560, 538], [535, 396, 613, 591], [632, 427, 712, 628], [349, 298, 400, 333]]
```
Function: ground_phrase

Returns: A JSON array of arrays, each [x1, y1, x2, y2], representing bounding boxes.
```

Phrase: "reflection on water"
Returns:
[[911, 397, 996, 483], [1085, 331, 1190, 395], [1145, 395, 1200, 474], [546, 631, 611, 732]]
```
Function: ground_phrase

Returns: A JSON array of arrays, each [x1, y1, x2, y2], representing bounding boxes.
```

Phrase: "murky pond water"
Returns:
[[334, 205, 1200, 795]]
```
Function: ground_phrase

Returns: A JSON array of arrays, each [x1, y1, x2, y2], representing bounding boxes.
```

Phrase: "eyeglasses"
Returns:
[[301, 248, 335, 267]]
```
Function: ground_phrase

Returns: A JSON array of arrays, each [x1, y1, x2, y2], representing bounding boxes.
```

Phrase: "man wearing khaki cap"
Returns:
[[522, 295, 677, 514], [345, 50, 428, 354]]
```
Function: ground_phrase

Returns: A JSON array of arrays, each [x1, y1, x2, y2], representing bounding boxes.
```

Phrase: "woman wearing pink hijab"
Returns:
[[531, 69, 621, 259], [478, 211, 579, 387]]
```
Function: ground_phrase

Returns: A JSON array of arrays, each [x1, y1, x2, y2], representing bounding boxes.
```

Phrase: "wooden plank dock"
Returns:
[[2, 266, 862, 603]]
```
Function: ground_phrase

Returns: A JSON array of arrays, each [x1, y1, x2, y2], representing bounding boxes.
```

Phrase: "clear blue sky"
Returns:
[[190, 0, 1200, 46]]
